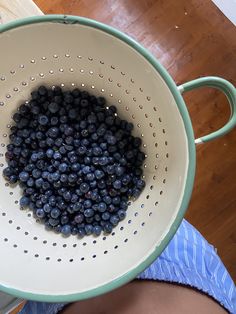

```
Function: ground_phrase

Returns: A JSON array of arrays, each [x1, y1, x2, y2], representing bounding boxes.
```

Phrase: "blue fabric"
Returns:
[[19, 219, 236, 314]]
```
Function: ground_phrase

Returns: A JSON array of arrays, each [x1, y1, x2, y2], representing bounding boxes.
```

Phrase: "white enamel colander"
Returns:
[[0, 15, 235, 302]]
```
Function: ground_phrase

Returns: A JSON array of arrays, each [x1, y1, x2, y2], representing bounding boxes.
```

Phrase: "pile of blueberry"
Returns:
[[3, 86, 145, 237]]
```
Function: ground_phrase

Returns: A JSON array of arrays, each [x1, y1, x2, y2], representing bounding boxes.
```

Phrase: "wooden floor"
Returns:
[[32, 0, 236, 281]]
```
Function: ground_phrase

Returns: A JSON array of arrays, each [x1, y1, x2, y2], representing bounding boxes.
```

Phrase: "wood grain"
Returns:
[[0, 0, 42, 24], [33, 0, 236, 281]]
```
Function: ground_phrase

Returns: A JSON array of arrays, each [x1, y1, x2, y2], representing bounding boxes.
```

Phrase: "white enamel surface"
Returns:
[[0, 22, 189, 295]]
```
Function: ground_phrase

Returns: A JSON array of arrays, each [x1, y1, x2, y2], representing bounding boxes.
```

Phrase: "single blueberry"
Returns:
[[99, 157, 109, 166], [35, 178, 44, 188], [118, 209, 126, 220], [77, 227, 86, 238], [71, 163, 80, 172], [137, 179, 146, 189], [98, 202, 107, 212], [84, 208, 94, 218], [19, 171, 29, 182], [85, 224, 93, 235], [74, 214, 84, 224], [102, 212, 110, 221], [93, 225, 102, 236], [51, 208, 61, 219], [48, 102, 59, 113], [61, 224, 71, 236], [63, 191, 72, 202], [36, 208, 45, 218], [38, 115, 49, 126], [103, 222, 113, 233], [94, 170, 104, 180], [48, 218, 60, 227], [32, 169, 41, 179], [80, 182, 89, 194], [46, 149, 54, 159], [110, 215, 119, 226], [19, 196, 30, 207]]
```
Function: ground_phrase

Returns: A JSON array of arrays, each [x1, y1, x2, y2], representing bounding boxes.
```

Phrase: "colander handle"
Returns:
[[178, 77, 236, 144]]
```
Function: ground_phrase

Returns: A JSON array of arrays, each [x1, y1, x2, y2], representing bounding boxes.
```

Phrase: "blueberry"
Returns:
[[38, 86, 47, 96], [110, 215, 119, 226], [41, 195, 48, 204], [115, 166, 125, 176], [132, 188, 142, 199], [77, 227, 86, 238], [48, 102, 59, 113], [107, 136, 117, 145], [61, 224, 71, 236], [19, 171, 29, 182], [60, 174, 68, 183], [35, 178, 44, 188], [49, 196, 56, 206], [13, 136, 23, 147], [60, 215, 69, 225], [103, 195, 112, 205], [95, 170, 104, 180], [97, 180, 106, 189], [71, 227, 78, 235], [98, 202, 107, 212], [46, 149, 54, 159], [59, 146, 67, 155], [49, 218, 60, 227], [126, 122, 134, 132], [99, 157, 109, 166], [94, 214, 101, 222], [120, 201, 128, 210], [89, 180, 97, 188], [84, 199, 92, 208], [38, 115, 49, 126], [63, 191, 72, 201], [74, 214, 84, 224], [35, 208, 45, 218], [48, 127, 59, 138], [118, 209, 126, 220], [93, 225, 102, 236], [106, 165, 115, 175], [84, 208, 94, 218], [50, 208, 61, 219], [19, 196, 30, 207], [113, 180, 122, 190], [68, 109, 78, 119], [68, 173, 77, 184], [32, 169, 41, 179], [53, 152, 62, 160], [71, 163, 80, 172], [102, 211, 110, 221], [80, 182, 89, 194], [92, 146, 102, 156], [3, 167, 13, 178], [103, 222, 113, 233], [112, 196, 120, 205], [86, 173, 95, 181], [78, 146, 87, 155], [85, 224, 93, 235], [13, 112, 21, 123], [137, 179, 145, 189]]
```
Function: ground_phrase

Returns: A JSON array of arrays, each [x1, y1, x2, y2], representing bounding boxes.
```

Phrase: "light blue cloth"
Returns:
[[19, 219, 236, 314]]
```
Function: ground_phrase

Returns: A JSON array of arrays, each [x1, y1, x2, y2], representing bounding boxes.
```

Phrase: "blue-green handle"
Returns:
[[178, 77, 236, 143]]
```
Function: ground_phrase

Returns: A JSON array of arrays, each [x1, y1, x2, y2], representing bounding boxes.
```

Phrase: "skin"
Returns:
[[62, 281, 228, 314]]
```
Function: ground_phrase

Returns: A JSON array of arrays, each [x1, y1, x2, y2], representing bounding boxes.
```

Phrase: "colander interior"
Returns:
[[0, 20, 190, 299]]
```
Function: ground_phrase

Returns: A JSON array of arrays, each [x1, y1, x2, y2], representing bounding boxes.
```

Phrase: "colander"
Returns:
[[0, 15, 235, 303]]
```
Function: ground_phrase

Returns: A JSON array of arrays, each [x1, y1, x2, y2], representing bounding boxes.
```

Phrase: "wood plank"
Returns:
[[0, 0, 42, 24], [33, 0, 236, 281]]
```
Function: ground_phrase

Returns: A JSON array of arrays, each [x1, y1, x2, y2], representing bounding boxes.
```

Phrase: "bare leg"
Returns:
[[62, 281, 227, 314]]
